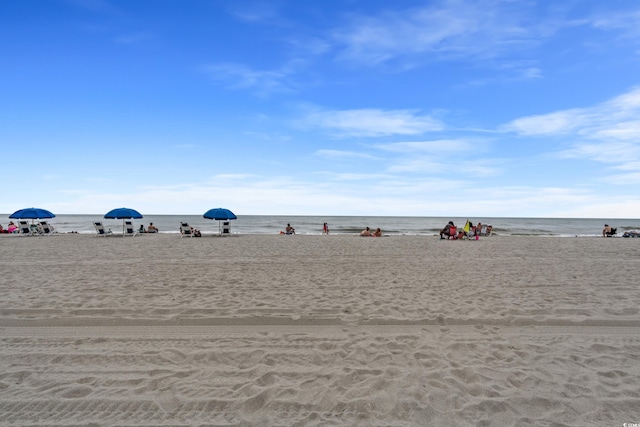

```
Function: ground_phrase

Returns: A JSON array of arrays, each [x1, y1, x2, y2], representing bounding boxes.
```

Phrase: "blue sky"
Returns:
[[2, 0, 640, 217]]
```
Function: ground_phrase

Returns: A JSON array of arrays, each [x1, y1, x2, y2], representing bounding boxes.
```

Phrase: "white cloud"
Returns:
[[315, 150, 378, 160], [601, 171, 640, 185], [504, 87, 640, 140], [373, 139, 472, 153], [520, 67, 543, 79], [385, 158, 447, 174], [503, 87, 640, 186], [202, 62, 297, 96], [63, 0, 121, 15], [228, 2, 281, 24], [318, 172, 394, 181], [591, 9, 640, 40], [301, 108, 443, 137], [502, 109, 590, 135], [331, 0, 557, 67], [114, 32, 155, 44], [561, 141, 640, 164], [591, 121, 640, 140]]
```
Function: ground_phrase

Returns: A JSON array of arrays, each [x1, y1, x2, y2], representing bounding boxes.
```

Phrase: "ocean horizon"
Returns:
[[2, 214, 639, 237]]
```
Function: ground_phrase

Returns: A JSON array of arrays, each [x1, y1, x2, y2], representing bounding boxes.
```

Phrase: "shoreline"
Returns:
[[3, 214, 636, 237], [0, 231, 631, 238]]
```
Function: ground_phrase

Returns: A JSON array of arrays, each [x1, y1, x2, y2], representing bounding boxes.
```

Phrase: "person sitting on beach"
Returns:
[[0, 225, 5, 234], [602, 224, 617, 237], [147, 223, 158, 233], [138, 224, 146, 233], [372, 227, 382, 237], [7, 221, 18, 233], [191, 226, 202, 237], [440, 221, 455, 239], [360, 227, 371, 236], [486, 224, 493, 235], [286, 224, 295, 235]]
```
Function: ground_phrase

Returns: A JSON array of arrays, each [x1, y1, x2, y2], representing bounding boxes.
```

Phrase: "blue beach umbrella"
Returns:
[[203, 208, 237, 235], [10, 207, 56, 223], [203, 208, 237, 220], [104, 207, 143, 235], [104, 207, 143, 220]]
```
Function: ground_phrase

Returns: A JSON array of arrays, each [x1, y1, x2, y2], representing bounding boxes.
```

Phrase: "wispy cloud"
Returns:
[[560, 141, 640, 164], [202, 62, 299, 96], [373, 139, 473, 153], [501, 109, 591, 136], [503, 86, 640, 139], [315, 149, 378, 160], [591, 9, 640, 40], [63, 0, 121, 15], [503, 87, 640, 184], [300, 108, 444, 137], [227, 2, 282, 24], [114, 32, 155, 45], [330, 0, 556, 67], [601, 171, 640, 185], [318, 172, 394, 181]]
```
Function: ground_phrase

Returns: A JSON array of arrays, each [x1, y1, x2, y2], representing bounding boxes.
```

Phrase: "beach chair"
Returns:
[[39, 221, 54, 235], [180, 222, 193, 237], [93, 221, 113, 236], [123, 221, 139, 237], [222, 221, 231, 235], [18, 220, 33, 236], [31, 223, 44, 236]]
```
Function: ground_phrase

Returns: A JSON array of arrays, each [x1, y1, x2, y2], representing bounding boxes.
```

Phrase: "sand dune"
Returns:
[[1, 234, 639, 425]]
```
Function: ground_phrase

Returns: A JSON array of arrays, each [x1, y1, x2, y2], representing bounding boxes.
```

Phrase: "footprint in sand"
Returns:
[[60, 386, 92, 399], [156, 388, 181, 412]]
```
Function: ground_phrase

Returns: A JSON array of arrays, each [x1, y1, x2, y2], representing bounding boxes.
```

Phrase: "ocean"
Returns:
[[1, 214, 638, 237]]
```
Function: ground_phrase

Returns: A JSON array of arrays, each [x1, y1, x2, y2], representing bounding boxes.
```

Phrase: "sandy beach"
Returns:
[[1, 233, 639, 426]]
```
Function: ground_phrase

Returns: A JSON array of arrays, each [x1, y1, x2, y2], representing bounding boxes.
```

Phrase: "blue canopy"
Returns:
[[9, 207, 56, 220], [203, 208, 237, 220], [104, 207, 143, 219]]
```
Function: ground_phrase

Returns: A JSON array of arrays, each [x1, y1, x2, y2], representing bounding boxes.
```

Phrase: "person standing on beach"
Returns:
[[323, 222, 329, 234]]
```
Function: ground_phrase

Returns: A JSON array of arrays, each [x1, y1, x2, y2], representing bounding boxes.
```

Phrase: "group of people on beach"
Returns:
[[439, 220, 492, 240], [360, 227, 383, 237], [603, 224, 640, 238], [278, 222, 383, 236], [0, 221, 19, 234], [138, 222, 159, 233]]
